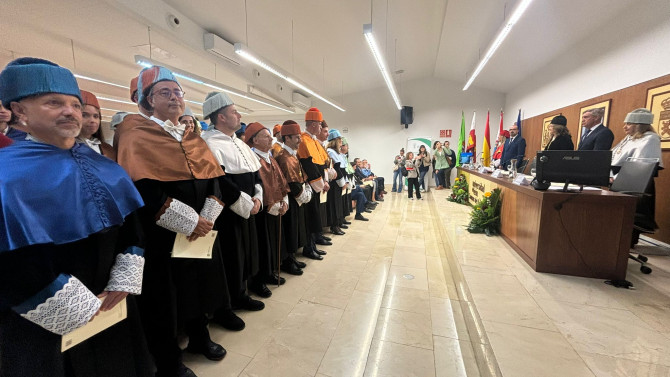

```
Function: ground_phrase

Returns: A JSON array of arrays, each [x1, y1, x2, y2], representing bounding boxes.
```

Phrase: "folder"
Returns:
[[171, 230, 217, 259], [61, 298, 127, 352], [320, 191, 328, 204]]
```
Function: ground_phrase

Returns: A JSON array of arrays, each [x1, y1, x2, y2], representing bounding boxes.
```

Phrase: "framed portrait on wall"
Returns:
[[576, 100, 611, 149], [645, 83, 670, 150], [541, 114, 560, 150]]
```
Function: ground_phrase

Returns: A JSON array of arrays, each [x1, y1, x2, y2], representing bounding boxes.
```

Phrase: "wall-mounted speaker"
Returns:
[[401, 106, 413, 126]]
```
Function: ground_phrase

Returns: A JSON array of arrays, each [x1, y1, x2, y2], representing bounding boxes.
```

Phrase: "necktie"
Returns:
[[581, 128, 591, 142]]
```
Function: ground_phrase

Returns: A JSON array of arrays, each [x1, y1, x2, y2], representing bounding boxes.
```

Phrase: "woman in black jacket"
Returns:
[[544, 115, 574, 151]]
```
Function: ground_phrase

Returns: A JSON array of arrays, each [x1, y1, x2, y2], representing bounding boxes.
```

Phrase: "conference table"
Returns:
[[457, 168, 637, 280]]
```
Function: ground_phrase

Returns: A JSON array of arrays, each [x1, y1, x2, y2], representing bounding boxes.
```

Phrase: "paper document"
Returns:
[[320, 191, 328, 203], [61, 298, 127, 352], [547, 183, 602, 192], [172, 230, 217, 259]]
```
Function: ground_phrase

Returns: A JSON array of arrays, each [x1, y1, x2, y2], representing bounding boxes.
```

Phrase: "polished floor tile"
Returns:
[[364, 339, 436, 377], [433, 336, 480, 377], [374, 307, 434, 350], [380, 285, 431, 315], [386, 266, 429, 291]]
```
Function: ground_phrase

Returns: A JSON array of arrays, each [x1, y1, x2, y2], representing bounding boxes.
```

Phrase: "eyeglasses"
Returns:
[[152, 89, 185, 99]]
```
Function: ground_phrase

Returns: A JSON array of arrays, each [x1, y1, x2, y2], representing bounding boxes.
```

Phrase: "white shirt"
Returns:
[[83, 137, 102, 154], [202, 128, 262, 174], [281, 143, 297, 156], [150, 116, 185, 142], [611, 131, 664, 168], [252, 148, 272, 164]]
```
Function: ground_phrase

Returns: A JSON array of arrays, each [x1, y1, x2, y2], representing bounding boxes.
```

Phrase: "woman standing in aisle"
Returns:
[[417, 144, 431, 192], [405, 152, 422, 200], [433, 141, 449, 190]]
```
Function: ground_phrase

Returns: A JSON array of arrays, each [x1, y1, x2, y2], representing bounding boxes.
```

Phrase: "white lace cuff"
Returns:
[[13, 274, 101, 336], [267, 202, 281, 216], [336, 177, 346, 187], [105, 247, 145, 295], [296, 184, 312, 205], [230, 191, 254, 219], [155, 198, 199, 235], [200, 196, 224, 222], [310, 179, 325, 193]]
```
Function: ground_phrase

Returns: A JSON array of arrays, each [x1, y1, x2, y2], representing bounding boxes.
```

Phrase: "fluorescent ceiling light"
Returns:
[[462, 0, 534, 91], [97, 96, 135, 105], [134, 55, 294, 113], [234, 43, 346, 112], [363, 24, 402, 110], [74, 74, 129, 89]]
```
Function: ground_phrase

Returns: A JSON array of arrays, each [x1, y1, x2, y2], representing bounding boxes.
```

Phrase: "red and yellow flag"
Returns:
[[482, 111, 491, 166], [465, 112, 476, 155]]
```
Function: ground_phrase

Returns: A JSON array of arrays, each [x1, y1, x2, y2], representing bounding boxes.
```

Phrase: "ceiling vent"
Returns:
[[204, 33, 242, 67], [292, 91, 311, 110]]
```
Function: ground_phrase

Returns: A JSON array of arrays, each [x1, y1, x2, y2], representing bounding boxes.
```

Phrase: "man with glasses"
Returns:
[[578, 107, 614, 150]]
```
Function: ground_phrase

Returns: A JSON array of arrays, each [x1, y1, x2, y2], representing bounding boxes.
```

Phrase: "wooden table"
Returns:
[[458, 168, 637, 280]]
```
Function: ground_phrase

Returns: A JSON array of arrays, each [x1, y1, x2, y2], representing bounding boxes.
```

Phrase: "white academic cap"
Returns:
[[110, 111, 129, 129], [203, 91, 234, 119]]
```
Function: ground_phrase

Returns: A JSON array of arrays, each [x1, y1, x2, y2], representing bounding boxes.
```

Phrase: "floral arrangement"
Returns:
[[467, 188, 502, 236], [447, 174, 469, 204]]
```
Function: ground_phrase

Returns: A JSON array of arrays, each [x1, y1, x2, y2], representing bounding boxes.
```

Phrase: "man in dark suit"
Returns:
[[577, 107, 614, 150], [501, 122, 526, 171]]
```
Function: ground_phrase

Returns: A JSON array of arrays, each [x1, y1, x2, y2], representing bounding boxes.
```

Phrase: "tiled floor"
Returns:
[[184, 187, 670, 377]]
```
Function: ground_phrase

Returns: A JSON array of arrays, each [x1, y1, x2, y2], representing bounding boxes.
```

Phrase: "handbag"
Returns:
[[401, 166, 408, 177]]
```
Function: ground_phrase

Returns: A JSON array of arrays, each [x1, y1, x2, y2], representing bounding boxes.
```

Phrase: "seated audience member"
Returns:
[[355, 158, 385, 201], [611, 108, 664, 246], [544, 115, 574, 151], [0, 57, 152, 377]]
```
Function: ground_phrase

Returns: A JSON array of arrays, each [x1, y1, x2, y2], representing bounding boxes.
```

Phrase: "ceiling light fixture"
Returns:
[[363, 24, 402, 110], [134, 55, 294, 113], [97, 96, 135, 105], [462, 0, 534, 91], [233, 43, 346, 112], [74, 74, 129, 89]]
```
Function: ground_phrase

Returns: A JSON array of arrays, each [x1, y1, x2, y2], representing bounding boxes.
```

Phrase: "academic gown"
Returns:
[[297, 133, 328, 234], [275, 147, 309, 254], [0, 142, 151, 377], [115, 115, 228, 374]]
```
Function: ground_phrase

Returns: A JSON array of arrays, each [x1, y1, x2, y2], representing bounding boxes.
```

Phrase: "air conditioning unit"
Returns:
[[292, 91, 311, 110], [204, 33, 242, 67]]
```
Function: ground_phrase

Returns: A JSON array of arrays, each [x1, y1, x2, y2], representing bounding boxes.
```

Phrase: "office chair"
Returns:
[[610, 158, 659, 274]]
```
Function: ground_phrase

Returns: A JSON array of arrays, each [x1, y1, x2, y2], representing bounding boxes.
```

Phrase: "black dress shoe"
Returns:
[[213, 309, 245, 331], [315, 238, 333, 246], [281, 262, 303, 275], [185, 339, 227, 361], [174, 364, 198, 377], [249, 281, 272, 298], [289, 255, 306, 268], [376, 197, 384, 202], [232, 295, 265, 311], [355, 214, 369, 221], [315, 249, 327, 255], [364, 209, 372, 213], [343, 220, 352, 225], [302, 249, 323, 260], [263, 273, 286, 285], [330, 227, 345, 235], [339, 224, 349, 229], [320, 235, 332, 241]]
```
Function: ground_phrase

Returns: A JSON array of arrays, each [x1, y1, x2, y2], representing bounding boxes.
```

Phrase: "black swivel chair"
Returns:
[[610, 158, 659, 274]]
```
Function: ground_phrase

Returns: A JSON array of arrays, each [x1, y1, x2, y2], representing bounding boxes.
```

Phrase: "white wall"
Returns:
[[504, 0, 670, 119], [248, 76, 505, 187]]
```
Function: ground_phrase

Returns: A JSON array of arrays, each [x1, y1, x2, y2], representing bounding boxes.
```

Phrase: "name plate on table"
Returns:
[[172, 230, 217, 259], [62, 298, 127, 352], [490, 170, 503, 178], [320, 191, 328, 203], [478, 166, 493, 174], [513, 175, 531, 186]]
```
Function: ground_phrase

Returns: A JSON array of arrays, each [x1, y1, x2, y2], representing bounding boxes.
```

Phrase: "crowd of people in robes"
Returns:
[[0, 58, 379, 377]]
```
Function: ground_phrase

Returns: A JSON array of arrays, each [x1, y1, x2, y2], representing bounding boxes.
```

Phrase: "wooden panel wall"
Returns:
[[518, 73, 670, 245]]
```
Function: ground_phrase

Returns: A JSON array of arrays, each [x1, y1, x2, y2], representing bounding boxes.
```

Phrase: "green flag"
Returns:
[[456, 111, 465, 166]]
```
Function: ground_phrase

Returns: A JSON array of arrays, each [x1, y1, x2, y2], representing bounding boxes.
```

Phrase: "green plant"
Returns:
[[467, 188, 502, 236], [447, 174, 469, 204]]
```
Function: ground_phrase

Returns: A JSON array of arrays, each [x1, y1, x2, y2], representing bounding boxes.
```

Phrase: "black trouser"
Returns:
[[407, 177, 421, 199]]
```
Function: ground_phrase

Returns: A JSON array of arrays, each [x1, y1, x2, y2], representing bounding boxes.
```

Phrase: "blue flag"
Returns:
[[516, 109, 522, 137]]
